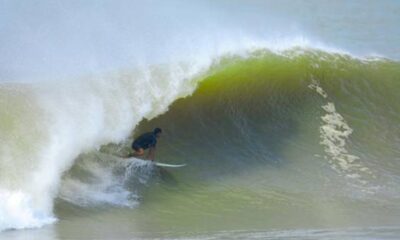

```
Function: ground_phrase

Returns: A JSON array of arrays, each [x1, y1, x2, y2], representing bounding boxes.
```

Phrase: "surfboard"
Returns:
[[125, 157, 186, 168], [154, 162, 187, 168]]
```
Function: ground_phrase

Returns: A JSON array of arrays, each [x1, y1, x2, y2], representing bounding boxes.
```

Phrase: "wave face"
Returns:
[[140, 50, 400, 190], [51, 50, 400, 237]]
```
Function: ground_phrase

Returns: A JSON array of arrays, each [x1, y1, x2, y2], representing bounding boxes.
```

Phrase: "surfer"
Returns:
[[129, 128, 162, 161]]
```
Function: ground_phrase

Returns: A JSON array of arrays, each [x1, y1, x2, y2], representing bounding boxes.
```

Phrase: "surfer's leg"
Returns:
[[129, 143, 145, 158], [131, 148, 144, 157]]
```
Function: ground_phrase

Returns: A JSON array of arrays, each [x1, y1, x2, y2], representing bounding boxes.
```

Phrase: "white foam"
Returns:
[[0, 190, 56, 231], [309, 82, 374, 185], [0, 61, 211, 231], [59, 154, 155, 207]]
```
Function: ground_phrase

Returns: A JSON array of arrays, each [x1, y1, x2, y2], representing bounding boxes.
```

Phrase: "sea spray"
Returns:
[[0, 63, 207, 231]]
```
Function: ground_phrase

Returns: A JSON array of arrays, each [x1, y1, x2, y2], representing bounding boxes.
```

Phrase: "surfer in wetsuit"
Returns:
[[129, 128, 162, 161]]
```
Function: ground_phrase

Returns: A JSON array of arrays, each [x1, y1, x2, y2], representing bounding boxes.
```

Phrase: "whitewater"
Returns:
[[1, 1, 400, 239]]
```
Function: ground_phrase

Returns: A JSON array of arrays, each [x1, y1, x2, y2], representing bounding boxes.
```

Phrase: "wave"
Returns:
[[137, 49, 399, 184], [1, 47, 400, 231], [0, 59, 208, 231], [64, 50, 400, 213]]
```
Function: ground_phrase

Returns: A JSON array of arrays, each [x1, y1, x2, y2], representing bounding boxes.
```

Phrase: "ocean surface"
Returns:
[[1, 1, 400, 239]]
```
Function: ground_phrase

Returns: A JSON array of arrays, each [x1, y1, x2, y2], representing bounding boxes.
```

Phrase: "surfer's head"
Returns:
[[153, 127, 162, 138]]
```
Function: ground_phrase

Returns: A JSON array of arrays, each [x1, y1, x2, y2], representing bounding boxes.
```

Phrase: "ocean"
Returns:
[[1, 1, 400, 239]]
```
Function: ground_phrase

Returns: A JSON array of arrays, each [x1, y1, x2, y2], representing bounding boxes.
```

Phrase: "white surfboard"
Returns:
[[126, 157, 186, 168], [154, 162, 187, 168]]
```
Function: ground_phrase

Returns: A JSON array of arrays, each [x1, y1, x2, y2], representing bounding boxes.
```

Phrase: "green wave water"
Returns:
[[2, 1, 400, 239], [50, 50, 400, 239]]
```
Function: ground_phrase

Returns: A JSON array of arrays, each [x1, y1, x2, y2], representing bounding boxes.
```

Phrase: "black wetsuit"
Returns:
[[132, 132, 157, 150]]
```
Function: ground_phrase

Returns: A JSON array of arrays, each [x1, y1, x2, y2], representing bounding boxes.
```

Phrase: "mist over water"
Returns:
[[1, 0, 400, 239], [1, 0, 399, 82]]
